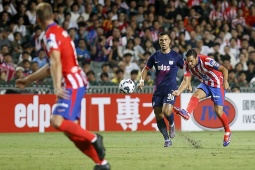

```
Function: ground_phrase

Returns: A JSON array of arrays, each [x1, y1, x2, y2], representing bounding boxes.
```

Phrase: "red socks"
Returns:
[[69, 137, 104, 164], [218, 113, 231, 132], [186, 96, 199, 113], [58, 120, 96, 142]]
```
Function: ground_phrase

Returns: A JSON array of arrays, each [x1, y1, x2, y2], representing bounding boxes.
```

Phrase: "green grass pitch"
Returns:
[[0, 131, 255, 170]]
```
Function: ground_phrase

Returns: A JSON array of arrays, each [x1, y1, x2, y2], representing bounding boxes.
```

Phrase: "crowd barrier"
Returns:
[[0, 93, 254, 133]]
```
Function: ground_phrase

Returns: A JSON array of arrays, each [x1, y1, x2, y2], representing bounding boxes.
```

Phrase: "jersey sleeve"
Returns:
[[176, 54, 184, 69], [183, 62, 191, 77], [205, 58, 221, 70], [44, 32, 60, 55], [145, 53, 156, 70]]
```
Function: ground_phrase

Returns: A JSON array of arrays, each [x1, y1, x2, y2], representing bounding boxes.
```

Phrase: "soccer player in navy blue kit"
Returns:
[[138, 32, 184, 147]]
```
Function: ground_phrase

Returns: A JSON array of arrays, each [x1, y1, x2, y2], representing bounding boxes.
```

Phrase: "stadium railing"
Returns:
[[1, 85, 255, 94]]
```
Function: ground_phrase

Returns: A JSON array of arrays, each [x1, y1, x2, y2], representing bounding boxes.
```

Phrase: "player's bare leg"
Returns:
[[214, 105, 232, 147], [162, 103, 175, 138], [154, 107, 172, 147]]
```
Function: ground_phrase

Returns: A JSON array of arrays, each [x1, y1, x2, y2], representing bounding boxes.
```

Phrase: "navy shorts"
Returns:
[[197, 83, 225, 106], [152, 93, 176, 108], [52, 87, 86, 121]]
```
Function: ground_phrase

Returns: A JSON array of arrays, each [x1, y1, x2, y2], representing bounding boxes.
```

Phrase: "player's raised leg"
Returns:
[[174, 88, 206, 120]]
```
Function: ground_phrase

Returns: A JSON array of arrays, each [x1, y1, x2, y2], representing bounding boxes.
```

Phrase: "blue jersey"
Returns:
[[146, 50, 184, 95]]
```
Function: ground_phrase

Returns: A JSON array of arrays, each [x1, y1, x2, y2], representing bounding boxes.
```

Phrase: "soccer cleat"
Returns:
[[92, 134, 106, 160], [94, 163, 111, 170], [173, 107, 190, 120], [223, 132, 232, 147], [169, 124, 176, 139], [164, 140, 172, 147]]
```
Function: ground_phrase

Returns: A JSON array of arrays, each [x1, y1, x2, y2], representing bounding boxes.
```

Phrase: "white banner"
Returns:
[[181, 93, 255, 131]]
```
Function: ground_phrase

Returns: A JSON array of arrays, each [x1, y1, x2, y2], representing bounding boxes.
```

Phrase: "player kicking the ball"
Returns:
[[138, 32, 185, 147], [172, 48, 232, 147], [16, 3, 110, 170]]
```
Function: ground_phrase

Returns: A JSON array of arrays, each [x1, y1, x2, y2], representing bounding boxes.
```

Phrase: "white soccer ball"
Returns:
[[119, 79, 135, 94]]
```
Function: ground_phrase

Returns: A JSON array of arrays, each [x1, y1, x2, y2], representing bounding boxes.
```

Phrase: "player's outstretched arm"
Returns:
[[138, 67, 148, 90], [218, 65, 230, 90], [172, 76, 192, 96], [16, 64, 50, 89]]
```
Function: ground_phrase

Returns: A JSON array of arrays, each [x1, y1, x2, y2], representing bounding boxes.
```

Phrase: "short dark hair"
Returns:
[[185, 48, 197, 58], [115, 69, 124, 74], [130, 69, 138, 75], [100, 72, 109, 78], [158, 32, 171, 39]]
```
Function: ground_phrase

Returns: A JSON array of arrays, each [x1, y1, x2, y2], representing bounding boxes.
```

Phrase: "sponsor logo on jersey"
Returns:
[[209, 59, 220, 67], [192, 97, 237, 130], [158, 64, 170, 71]]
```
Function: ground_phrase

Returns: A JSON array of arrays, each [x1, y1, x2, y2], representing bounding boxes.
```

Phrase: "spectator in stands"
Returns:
[[70, 3, 80, 24], [144, 39, 156, 55], [0, 71, 6, 83], [81, 3, 93, 21], [99, 72, 115, 86], [0, 1, 16, 16], [0, 11, 10, 29], [121, 39, 136, 60], [80, 58, 89, 71], [11, 32, 23, 57], [10, 66, 25, 83], [30, 26, 43, 52], [245, 60, 255, 83], [203, 30, 214, 48], [122, 53, 140, 78], [108, 37, 122, 66], [0, 53, 15, 81], [144, 71, 154, 86], [133, 36, 145, 61], [228, 69, 238, 89], [86, 70, 98, 86], [130, 69, 139, 85], [22, 59, 31, 75], [111, 69, 124, 84], [0, 28, 11, 48], [91, 35, 109, 62], [13, 16, 26, 37], [222, 58, 233, 70], [97, 63, 113, 81], [30, 61, 39, 74], [76, 39, 91, 62], [32, 49, 47, 68], [236, 52, 248, 71], [18, 51, 31, 65], [1, 44, 10, 55], [237, 70, 248, 87], [26, 1, 37, 25], [231, 85, 241, 93], [248, 51, 255, 62]]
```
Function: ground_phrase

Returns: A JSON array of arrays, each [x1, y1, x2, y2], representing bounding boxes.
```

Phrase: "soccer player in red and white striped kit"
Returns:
[[172, 48, 232, 147], [16, 3, 110, 170]]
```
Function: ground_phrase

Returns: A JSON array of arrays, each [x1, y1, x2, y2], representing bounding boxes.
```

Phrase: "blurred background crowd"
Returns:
[[0, 0, 255, 93]]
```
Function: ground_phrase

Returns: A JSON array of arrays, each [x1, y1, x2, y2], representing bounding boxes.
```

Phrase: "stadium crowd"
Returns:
[[0, 0, 255, 92]]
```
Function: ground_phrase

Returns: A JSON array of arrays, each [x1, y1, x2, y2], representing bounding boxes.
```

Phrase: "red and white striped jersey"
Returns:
[[184, 55, 223, 88], [223, 7, 237, 22], [209, 10, 224, 21], [43, 23, 88, 89], [0, 63, 15, 81]]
